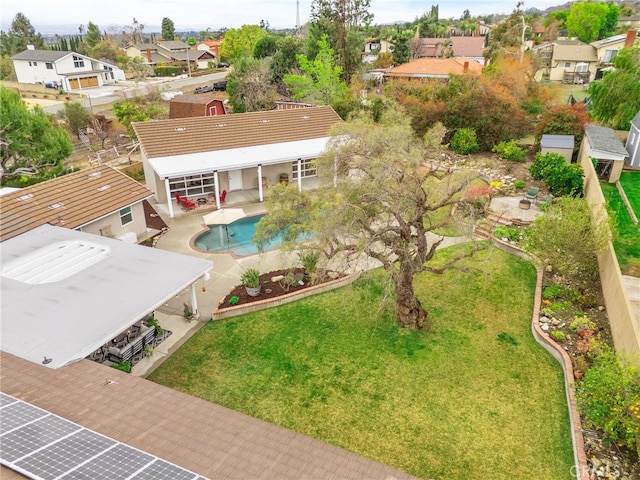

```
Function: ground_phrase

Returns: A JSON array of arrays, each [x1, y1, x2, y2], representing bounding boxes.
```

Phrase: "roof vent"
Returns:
[[260, 119, 270, 123], [48, 202, 64, 210], [97, 185, 111, 192], [17, 194, 33, 201], [175, 127, 187, 132], [88, 171, 102, 178], [301, 115, 311, 120], [216, 123, 226, 127]]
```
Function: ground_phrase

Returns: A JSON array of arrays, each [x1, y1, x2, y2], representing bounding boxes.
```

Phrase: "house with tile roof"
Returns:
[[0, 164, 153, 243], [133, 106, 343, 217], [578, 124, 629, 182], [126, 40, 215, 70], [533, 40, 598, 83], [10, 48, 125, 91], [414, 36, 487, 64], [197, 39, 223, 60], [384, 57, 483, 80], [626, 110, 640, 168]]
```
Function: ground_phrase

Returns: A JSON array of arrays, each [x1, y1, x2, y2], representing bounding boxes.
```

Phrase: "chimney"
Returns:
[[146, 48, 152, 63], [463, 61, 469, 73], [625, 30, 637, 48]]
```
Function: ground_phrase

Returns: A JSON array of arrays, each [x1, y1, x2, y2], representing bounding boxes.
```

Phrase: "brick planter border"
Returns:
[[212, 272, 361, 321]]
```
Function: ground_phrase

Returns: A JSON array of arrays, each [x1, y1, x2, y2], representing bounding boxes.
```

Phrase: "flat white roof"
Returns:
[[0, 225, 212, 369], [148, 137, 331, 178]]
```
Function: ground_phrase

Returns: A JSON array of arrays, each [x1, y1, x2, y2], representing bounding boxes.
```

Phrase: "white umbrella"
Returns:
[[202, 208, 245, 245]]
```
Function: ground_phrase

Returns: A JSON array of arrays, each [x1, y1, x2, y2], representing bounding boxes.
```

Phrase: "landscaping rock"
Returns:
[[271, 275, 285, 282]]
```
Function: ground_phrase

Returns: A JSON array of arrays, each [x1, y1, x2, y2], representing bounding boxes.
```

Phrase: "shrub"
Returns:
[[578, 346, 640, 452], [300, 251, 320, 274], [569, 315, 597, 332], [111, 361, 131, 373], [450, 128, 480, 154], [229, 296, 240, 306], [153, 65, 182, 76], [493, 225, 520, 242], [514, 179, 526, 190], [550, 330, 565, 341], [529, 152, 584, 197], [492, 140, 526, 162], [542, 284, 565, 300]]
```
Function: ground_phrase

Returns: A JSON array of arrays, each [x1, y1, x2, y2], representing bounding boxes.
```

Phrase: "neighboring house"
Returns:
[[197, 39, 223, 59], [626, 110, 640, 168], [362, 39, 392, 63], [533, 40, 598, 83], [10, 47, 125, 90], [169, 95, 227, 118], [0, 164, 153, 243], [384, 57, 483, 80], [619, 15, 640, 31], [126, 40, 214, 70], [540, 134, 575, 163], [578, 124, 629, 182], [591, 30, 639, 79], [414, 36, 487, 64], [133, 106, 342, 217]]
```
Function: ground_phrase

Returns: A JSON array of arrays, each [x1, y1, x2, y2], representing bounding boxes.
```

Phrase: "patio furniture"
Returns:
[[538, 194, 554, 207], [524, 187, 539, 203], [219, 190, 227, 204], [174, 192, 196, 210]]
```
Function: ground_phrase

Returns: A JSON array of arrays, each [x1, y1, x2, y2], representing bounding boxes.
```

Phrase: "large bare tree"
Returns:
[[256, 109, 483, 329]]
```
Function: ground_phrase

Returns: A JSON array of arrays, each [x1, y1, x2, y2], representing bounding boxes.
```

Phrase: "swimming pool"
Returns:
[[194, 214, 283, 256]]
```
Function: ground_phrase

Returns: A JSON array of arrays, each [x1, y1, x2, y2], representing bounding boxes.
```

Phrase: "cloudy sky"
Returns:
[[1, 0, 558, 33]]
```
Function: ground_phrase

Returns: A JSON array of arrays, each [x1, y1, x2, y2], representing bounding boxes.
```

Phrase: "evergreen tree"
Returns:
[[161, 17, 176, 41], [85, 22, 102, 48], [0, 13, 44, 56]]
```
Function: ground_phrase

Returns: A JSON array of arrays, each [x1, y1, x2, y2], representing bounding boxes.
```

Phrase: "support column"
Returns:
[[165, 178, 174, 218], [257, 164, 264, 202], [297, 158, 302, 192], [190, 283, 198, 315], [214, 171, 220, 209]]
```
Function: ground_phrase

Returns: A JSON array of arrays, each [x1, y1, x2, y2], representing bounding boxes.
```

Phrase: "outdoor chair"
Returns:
[[524, 187, 539, 203], [219, 190, 227, 204], [538, 194, 554, 207]]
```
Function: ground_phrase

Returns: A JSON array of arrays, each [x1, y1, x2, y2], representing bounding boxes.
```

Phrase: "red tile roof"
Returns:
[[385, 57, 484, 78]]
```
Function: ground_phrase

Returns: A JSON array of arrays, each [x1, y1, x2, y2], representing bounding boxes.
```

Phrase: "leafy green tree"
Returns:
[[525, 196, 609, 279], [566, 1, 619, 43], [389, 26, 412, 65], [269, 35, 304, 94], [161, 17, 176, 41], [534, 103, 590, 145], [253, 34, 279, 59], [219, 25, 267, 60], [588, 46, 640, 130], [0, 88, 72, 179], [85, 21, 102, 47], [113, 101, 150, 139], [284, 35, 347, 105], [90, 39, 120, 62], [450, 128, 480, 154], [255, 111, 483, 330], [59, 101, 93, 139], [0, 54, 16, 80], [226, 56, 276, 113], [308, 0, 372, 84], [0, 13, 44, 56]]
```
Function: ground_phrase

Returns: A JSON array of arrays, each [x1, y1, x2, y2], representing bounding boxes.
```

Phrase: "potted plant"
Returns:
[[241, 267, 261, 296], [183, 302, 194, 321]]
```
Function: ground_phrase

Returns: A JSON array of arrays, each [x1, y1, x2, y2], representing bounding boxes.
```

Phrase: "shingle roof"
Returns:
[[10, 50, 70, 62], [385, 57, 483, 78], [0, 352, 418, 480], [157, 40, 189, 51], [585, 124, 629, 157], [133, 106, 342, 159], [552, 41, 598, 62], [631, 110, 640, 128], [0, 165, 152, 242], [541, 134, 575, 149]]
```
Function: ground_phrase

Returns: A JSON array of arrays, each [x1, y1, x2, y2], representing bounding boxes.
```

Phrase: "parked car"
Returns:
[[194, 85, 213, 94], [218, 62, 229, 68], [212, 81, 227, 91]]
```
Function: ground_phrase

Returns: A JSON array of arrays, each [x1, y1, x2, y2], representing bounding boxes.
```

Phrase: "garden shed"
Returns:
[[540, 134, 575, 163], [579, 124, 628, 182]]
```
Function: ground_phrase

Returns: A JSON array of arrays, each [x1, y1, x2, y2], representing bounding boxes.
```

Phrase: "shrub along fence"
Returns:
[[580, 154, 640, 365]]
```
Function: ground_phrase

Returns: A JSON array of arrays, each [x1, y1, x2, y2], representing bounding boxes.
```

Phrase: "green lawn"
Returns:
[[149, 247, 574, 479], [620, 171, 640, 217], [602, 180, 640, 275]]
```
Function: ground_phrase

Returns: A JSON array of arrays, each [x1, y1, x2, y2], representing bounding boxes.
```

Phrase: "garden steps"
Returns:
[[474, 214, 513, 239]]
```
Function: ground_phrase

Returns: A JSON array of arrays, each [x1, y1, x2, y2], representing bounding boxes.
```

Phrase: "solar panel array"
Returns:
[[0, 393, 209, 480]]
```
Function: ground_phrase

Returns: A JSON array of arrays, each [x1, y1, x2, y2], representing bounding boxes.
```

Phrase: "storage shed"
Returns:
[[540, 134, 575, 163], [169, 95, 227, 119], [579, 124, 628, 182]]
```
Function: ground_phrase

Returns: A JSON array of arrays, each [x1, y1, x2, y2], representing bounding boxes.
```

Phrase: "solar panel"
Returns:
[[0, 394, 208, 480]]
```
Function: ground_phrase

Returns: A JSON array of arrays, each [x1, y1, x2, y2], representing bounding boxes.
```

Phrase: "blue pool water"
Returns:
[[195, 214, 283, 256]]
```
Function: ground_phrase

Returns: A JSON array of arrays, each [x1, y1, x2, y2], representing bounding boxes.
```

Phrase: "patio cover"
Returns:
[[147, 137, 330, 178], [0, 224, 212, 369]]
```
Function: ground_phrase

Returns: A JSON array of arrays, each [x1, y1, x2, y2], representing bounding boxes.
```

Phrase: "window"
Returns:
[[564, 62, 571, 68], [575, 62, 588, 73], [28, 61, 37, 66], [73, 55, 85, 68], [119, 206, 133, 225], [292, 159, 317, 180], [46, 62, 53, 69], [169, 172, 216, 198], [603, 49, 618, 63]]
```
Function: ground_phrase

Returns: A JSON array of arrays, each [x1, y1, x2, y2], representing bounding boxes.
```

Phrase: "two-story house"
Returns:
[[10, 47, 125, 90], [591, 30, 639, 79]]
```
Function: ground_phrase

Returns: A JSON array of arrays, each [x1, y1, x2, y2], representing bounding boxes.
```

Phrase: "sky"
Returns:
[[1, 0, 559, 34]]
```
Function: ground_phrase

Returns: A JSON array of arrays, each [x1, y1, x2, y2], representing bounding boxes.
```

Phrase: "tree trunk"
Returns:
[[394, 263, 428, 330]]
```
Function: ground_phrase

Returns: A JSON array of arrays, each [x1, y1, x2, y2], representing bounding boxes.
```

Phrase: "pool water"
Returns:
[[195, 214, 283, 256]]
